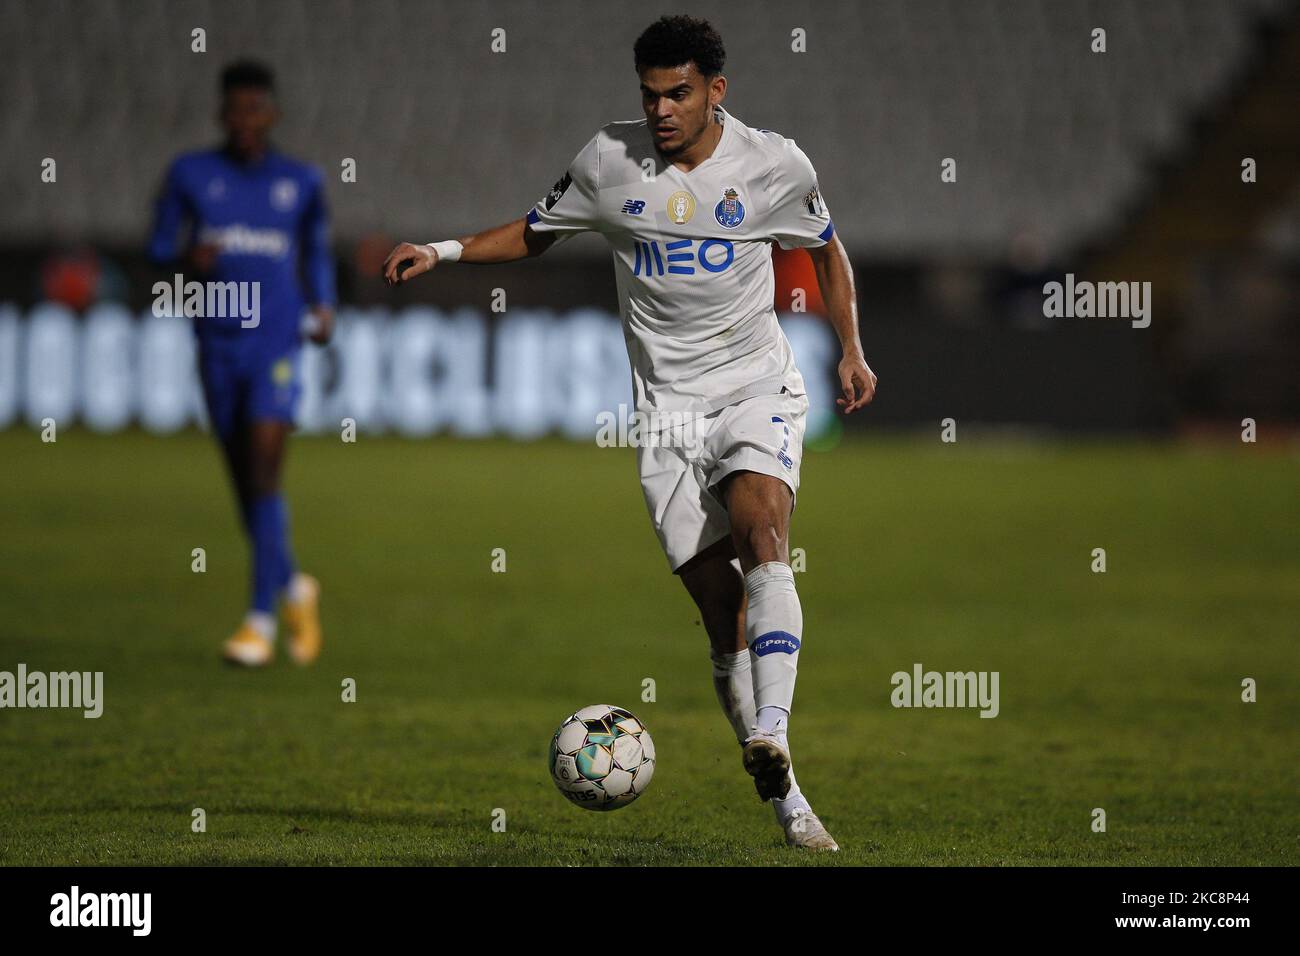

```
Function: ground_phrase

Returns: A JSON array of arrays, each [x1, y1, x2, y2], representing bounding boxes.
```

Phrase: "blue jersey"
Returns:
[[149, 147, 335, 352]]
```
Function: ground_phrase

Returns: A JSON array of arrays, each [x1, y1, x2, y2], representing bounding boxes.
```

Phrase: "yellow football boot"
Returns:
[[283, 574, 322, 665]]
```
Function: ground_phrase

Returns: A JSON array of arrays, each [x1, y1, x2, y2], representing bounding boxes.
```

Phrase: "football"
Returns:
[[548, 704, 656, 811]]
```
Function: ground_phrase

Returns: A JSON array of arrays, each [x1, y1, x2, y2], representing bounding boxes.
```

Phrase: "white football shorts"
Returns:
[[636, 388, 808, 572]]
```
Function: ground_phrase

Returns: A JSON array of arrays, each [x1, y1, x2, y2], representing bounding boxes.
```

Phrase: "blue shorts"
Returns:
[[198, 341, 302, 443]]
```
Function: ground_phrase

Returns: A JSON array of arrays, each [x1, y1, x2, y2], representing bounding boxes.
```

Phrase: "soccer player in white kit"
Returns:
[[385, 15, 877, 850]]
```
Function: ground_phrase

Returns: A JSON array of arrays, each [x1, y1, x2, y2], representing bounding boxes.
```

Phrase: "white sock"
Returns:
[[743, 561, 808, 824], [773, 767, 810, 824], [287, 572, 315, 605], [756, 705, 788, 734], [712, 649, 808, 822], [710, 648, 756, 746], [744, 562, 802, 716], [244, 611, 276, 642]]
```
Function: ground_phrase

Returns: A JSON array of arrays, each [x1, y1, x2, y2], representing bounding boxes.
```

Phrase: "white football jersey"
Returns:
[[527, 106, 834, 415]]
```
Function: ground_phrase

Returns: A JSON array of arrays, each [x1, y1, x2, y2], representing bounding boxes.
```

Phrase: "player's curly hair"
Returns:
[[633, 15, 726, 77]]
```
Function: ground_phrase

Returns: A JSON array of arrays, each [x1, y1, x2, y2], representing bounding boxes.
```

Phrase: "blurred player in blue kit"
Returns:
[[149, 60, 335, 666]]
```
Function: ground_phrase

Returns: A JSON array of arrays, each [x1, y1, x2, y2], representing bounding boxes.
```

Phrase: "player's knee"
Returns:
[[247, 463, 281, 497]]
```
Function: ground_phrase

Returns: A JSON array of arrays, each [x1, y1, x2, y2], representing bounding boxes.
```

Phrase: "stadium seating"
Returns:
[[0, 0, 1292, 260]]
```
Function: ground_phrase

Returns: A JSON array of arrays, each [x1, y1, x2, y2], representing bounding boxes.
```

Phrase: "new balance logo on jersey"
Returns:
[[632, 238, 734, 277], [621, 199, 646, 215]]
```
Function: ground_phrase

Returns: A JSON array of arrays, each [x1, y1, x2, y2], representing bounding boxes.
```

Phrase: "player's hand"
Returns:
[[383, 242, 439, 285], [836, 353, 877, 414], [306, 305, 334, 345]]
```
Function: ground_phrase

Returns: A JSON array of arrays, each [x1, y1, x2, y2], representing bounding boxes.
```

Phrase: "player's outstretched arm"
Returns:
[[383, 217, 556, 285], [807, 233, 878, 414]]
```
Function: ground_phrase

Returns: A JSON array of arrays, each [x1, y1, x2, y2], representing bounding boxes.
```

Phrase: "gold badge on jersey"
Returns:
[[271, 358, 293, 386], [666, 190, 697, 224]]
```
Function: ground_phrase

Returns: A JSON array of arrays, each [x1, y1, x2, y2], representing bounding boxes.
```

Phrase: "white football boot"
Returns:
[[782, 807, 840, 852]]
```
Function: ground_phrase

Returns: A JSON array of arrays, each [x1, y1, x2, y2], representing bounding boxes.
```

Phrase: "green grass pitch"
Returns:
[[0, 428, 1295, 866]]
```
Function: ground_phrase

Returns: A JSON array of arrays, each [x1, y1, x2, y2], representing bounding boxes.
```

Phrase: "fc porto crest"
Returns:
[[714, 187, 745, 228], [271, 178, 299, 211]]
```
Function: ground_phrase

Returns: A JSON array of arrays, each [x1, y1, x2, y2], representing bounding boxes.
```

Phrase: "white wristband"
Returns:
[[427, 240, 463, 263]]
